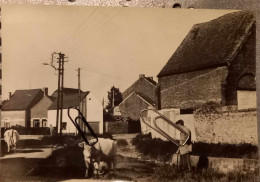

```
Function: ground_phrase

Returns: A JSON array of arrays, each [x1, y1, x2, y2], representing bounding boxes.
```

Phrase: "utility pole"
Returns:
[[43, 52, 68, 136], [76, 68, 82, 130], [59, 53, 66, 136]]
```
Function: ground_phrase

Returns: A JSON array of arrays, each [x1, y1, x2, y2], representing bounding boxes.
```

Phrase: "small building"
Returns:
[[1, 89, 44, 128], [119, 74, 157, 120], [157, 11, 256, 111], [30, 88, 55, 127], [47, 91, 103, 135]]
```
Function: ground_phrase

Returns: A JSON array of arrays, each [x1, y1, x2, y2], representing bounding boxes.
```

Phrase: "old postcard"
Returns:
[[0, 4, 258, 182]]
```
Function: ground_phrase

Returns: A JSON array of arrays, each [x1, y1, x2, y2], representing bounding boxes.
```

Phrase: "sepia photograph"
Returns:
[[0, 4, 258, 181]]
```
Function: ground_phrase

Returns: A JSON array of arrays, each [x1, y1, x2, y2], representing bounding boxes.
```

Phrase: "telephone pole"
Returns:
[[76, 68, 82, 130], [43, 52, 68, 136]]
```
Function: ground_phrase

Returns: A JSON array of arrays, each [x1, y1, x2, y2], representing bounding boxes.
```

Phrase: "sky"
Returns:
[[2, 4, 236, 102]]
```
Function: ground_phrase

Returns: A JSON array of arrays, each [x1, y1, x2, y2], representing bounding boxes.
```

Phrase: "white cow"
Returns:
[[78, 138, 117, 178], [4, 129, 20, 153]]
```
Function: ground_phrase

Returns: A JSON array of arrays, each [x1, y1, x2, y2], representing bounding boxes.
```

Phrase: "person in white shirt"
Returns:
[[176, 119, 192, 172]]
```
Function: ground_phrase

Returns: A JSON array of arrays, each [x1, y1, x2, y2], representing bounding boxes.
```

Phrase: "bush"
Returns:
[[192, 142, 258, 159], [131, 134, 258, 160], [132, 133, 178, 161], [117, 139, 128, 146]]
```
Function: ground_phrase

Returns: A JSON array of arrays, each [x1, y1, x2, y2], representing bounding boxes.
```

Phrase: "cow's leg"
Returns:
[[106, 158, 112, 174], [6, 141, 10, 153], [112, 156, 117, 173], [95, 156, 101, 177], [84, 157, 90, 178]]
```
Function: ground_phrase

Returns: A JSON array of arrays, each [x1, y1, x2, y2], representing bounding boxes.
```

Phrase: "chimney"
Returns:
[[42, 87, 48, 96], [147, 76, 153, 80], [9, 92, 12, 100], [139, 74, 145, 79]]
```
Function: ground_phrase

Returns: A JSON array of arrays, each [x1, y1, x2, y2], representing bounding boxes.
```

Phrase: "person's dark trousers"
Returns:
[[180, 153, 191, 172]]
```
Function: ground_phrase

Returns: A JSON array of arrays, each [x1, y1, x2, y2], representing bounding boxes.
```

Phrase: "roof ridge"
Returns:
[[143, 77, 157, 87]]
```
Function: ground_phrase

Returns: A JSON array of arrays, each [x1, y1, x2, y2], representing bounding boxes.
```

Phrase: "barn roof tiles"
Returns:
[[1, 89, 44, 111], [157, 11, 255, 77]]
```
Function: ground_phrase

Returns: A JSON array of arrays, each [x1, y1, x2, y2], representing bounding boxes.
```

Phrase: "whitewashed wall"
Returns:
[[237, 90, 256, 110], [1, 110, 26, 127]]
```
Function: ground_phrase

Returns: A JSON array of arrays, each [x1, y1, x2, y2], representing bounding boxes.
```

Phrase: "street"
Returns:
[[0, 134, 157, 182]]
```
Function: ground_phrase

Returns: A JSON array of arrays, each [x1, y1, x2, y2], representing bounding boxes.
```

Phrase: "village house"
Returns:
[[1, 89, 44, 128], [157, 11, 256, 111], [30, 88, 55, 127], [48, 90, 103, 134], [118, 74, 158, 120]]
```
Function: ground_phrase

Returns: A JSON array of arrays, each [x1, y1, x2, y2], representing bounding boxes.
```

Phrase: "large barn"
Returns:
[[157, 11, 256, 111]]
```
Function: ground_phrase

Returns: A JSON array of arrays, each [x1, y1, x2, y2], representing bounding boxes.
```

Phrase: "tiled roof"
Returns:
[[158, 11, 255, 77], [48, 91, 89, 110], [1, 89, 44, 111], [51, 87, 85, 97]]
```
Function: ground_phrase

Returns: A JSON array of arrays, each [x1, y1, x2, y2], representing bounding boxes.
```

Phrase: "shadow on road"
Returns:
[[16, 149, 44, 153]]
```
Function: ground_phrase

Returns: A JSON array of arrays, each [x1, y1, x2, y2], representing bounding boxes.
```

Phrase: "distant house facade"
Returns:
[[48, 89, 103, 134], [30, 88, 55, 127], [1, 89, 44, 128], [157, 11, 256, 111], [119, 74, 157, 120]]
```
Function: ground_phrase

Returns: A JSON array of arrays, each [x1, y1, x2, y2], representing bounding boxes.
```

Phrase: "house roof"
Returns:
[[158, 11, 255, 77], [119, 91, 156, 107], [48, 91, 89, 110], [144, 77, 157, 86], [51, 88, 85, 97], [1, 89, 44, 111]]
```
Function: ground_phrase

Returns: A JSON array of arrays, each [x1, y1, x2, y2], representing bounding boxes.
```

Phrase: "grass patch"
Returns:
[[132, 134, 258, 160], [154, 164, 259, 182]]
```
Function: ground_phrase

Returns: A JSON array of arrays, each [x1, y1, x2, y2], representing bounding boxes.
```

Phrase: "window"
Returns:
[[42, 119, 47, 127], [4, 122, 10, 128], [33, 119, 40, 128], [62, 122, 67, 130]]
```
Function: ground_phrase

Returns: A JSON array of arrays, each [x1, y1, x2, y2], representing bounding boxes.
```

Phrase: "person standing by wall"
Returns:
[[176, 119, 192, 172], [50, 124, 54, 136]]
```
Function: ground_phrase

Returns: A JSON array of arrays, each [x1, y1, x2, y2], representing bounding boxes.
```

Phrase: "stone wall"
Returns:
[[194, 110, 257, 144], [172, 154, 258, 174], [142, 108, 257, 145]]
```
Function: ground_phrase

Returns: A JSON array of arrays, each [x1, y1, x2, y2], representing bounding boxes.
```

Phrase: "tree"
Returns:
[[106, 86, 123, 113]]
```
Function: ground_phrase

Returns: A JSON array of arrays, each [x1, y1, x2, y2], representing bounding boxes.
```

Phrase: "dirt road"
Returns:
[[0, 134, 157, 182]]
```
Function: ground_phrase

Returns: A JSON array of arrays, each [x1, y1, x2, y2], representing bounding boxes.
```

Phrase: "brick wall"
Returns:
[[194, 111, 257, 144], [159, 67, 228, 109]]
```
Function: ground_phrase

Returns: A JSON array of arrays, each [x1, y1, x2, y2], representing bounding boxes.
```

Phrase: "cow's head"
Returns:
[[78, 142, 92, 157]]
